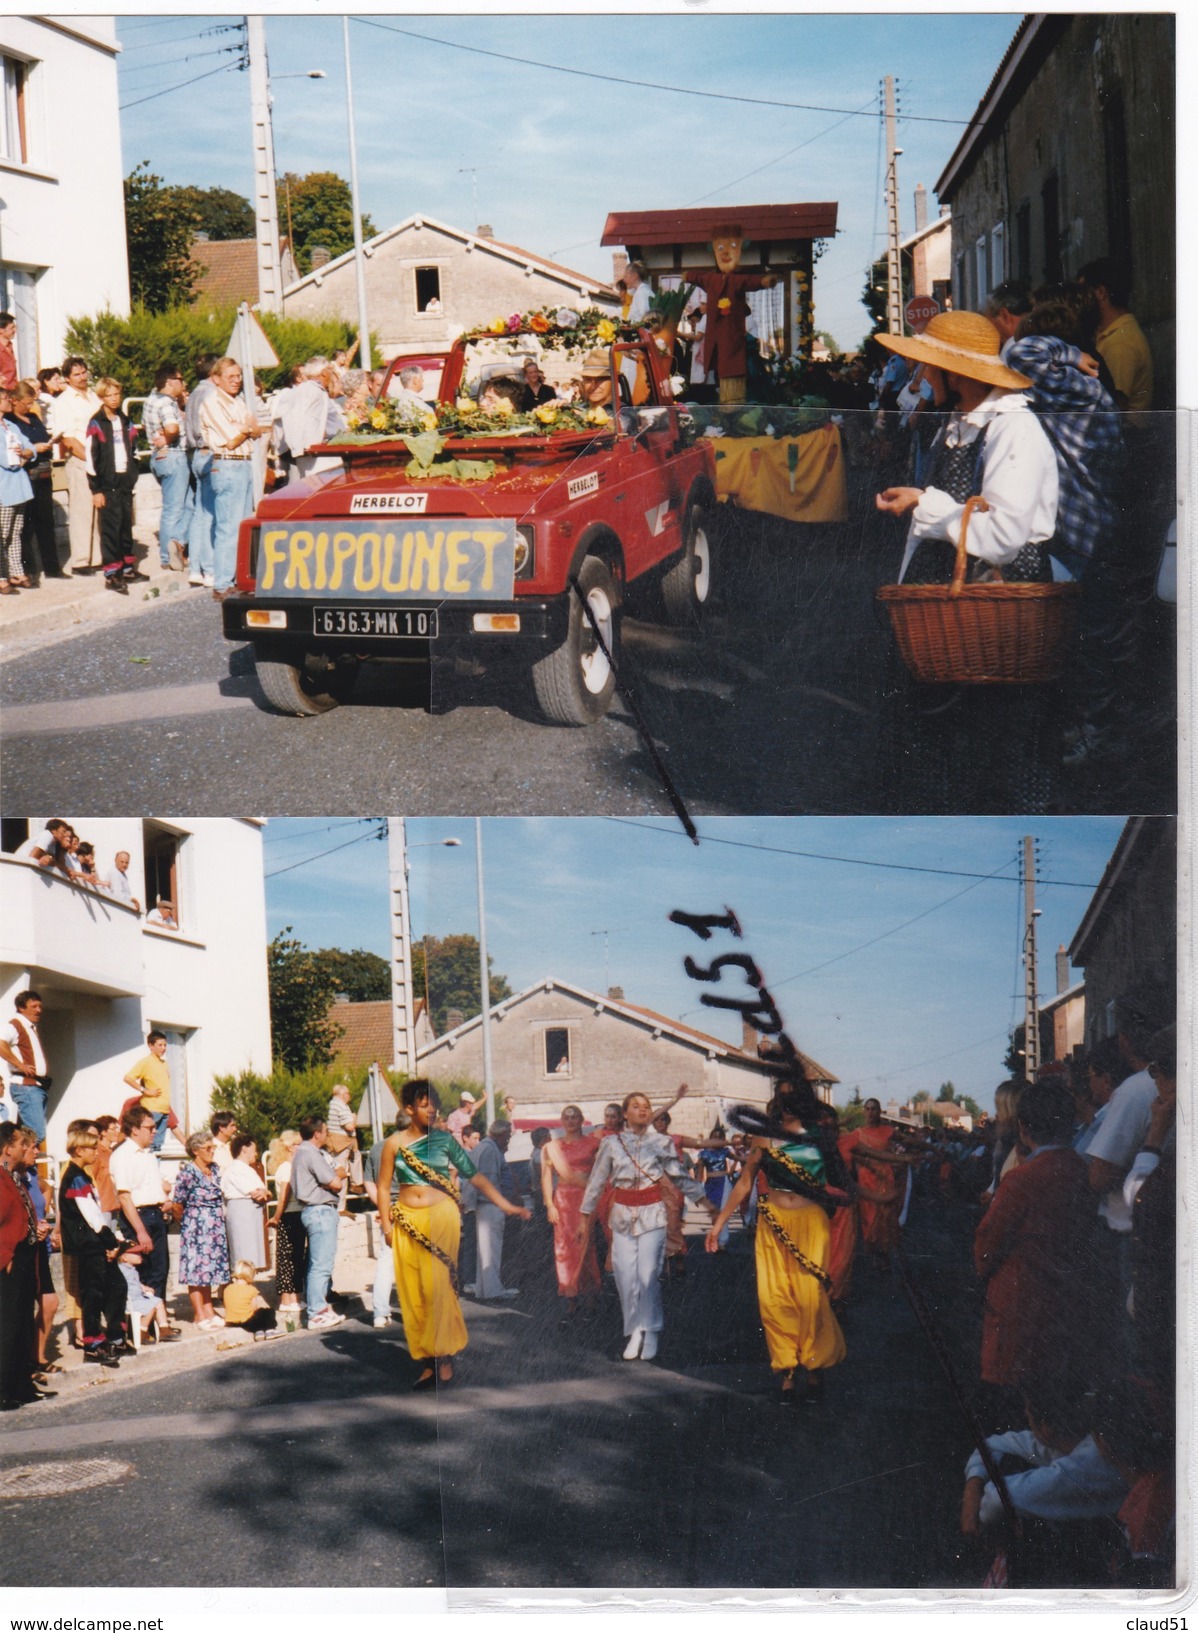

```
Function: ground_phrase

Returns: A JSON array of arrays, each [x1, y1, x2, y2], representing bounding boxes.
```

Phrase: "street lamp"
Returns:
[[342, 17, 371, 371]]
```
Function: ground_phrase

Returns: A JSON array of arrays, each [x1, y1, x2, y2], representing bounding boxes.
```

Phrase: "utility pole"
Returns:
[[1022, 835, 1041, 1077], [247, 16, 283, 314], [475, 819, 496, 1128], [386, 818, 418, 1081], [884, 75, 903, 335], [342, 18, 372, 371]]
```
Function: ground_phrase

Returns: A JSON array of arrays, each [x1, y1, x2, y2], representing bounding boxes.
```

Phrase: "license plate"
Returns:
[[313, 606, 439, 638]]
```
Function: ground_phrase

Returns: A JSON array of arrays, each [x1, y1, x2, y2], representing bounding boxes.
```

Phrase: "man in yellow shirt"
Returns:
[[1077, 257, 1153, 415], [122, 1031, 172, 1152]]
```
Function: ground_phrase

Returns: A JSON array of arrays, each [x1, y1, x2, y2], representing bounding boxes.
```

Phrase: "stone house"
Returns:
[[934, 14, 1175, 402], [417, 977, 838, 1148], [281, 215, 618, 361], [1068, 817, 1176, 1050]]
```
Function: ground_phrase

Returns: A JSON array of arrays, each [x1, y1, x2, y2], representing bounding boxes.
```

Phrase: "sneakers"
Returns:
[[623, 1328, 645, 1361], [83, 1345, 120, 1368], [197, 1316, 226, 1331], [104, 575, 128, 595], [308, 1310, 346, 1331], [373, 1316, 392, 1329], [189, 572, 205, 586]]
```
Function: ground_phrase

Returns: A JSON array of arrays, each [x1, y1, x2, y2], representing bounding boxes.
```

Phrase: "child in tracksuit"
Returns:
[[84, 377, 146, 593]]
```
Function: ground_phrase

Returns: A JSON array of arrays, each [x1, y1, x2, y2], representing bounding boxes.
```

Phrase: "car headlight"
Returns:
[[514, 524, 534, 578]]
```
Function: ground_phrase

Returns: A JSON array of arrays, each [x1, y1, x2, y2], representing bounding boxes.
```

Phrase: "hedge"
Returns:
[[62, 306, 372, 397]]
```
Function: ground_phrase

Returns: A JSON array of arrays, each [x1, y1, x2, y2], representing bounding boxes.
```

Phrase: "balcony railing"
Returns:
[[0, 856, 145, 997]]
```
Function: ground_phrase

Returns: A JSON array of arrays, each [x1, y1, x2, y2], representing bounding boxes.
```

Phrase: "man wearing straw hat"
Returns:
[[874, 310, 1059, 586]]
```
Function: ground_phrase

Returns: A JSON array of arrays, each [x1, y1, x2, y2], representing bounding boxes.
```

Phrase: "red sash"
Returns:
[[611, 1184, 661, 1207]]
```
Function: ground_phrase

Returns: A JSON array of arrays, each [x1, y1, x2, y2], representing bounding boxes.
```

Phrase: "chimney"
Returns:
[[193, 231, 211, 244], [309, 245, 330, 270], [913, 185, 928, 232], [1056, 946, 1070, 995], [476, 223, 493, 239], [612, 251, 629, 284], [607, 985, 624, 1001], [446, 1007, 465, 1032], [742, 1017, 757, 1055]]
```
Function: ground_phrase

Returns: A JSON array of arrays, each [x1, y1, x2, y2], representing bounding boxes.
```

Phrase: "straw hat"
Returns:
[[875, 310, 1031, 391], [580, 348, 611, 378]]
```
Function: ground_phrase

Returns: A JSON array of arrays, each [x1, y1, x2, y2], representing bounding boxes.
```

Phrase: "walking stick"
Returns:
[[893, 1236, 1024, 1579]]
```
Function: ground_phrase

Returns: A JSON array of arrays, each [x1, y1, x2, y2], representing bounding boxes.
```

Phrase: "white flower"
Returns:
[[555, 309, 579, 329]]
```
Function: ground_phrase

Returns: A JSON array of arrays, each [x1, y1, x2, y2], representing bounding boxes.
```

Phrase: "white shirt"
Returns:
[[109, 1141, 167, 1208], [279, 380, 334, 459], [626, 282, 651, 324], [48, 384, 101, 452], [1, 1016, 47, 1081], [965, 1430, 1127, 1527], [1084, 1069, 1159, 1232], [222, 1158, 265, 1202], [901, 389, 1060, 580], [105, 864, 137, 907], [16, 828, 62, 863], [388, 385, 430, 418]]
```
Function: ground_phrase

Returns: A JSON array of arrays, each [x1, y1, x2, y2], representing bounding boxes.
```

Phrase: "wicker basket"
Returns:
[[877, 496, 1082, 685]]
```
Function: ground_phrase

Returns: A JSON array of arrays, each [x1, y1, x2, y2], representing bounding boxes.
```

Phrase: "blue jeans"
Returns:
[[152, 447, 193, 565], [188, 450, 215, 579], [150, 1111, 170, 1152], [11, 1083, 47, 1143], [301, 1204, 339, 1318], [209, 458, 254, 591]]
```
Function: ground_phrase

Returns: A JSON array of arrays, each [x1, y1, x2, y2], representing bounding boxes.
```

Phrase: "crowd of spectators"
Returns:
[[10, 820, 174, 927], [942, 1001, 1176, 1588]]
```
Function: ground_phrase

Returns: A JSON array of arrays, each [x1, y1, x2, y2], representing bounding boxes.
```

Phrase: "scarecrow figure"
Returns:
[[689, 226, 777, 404]]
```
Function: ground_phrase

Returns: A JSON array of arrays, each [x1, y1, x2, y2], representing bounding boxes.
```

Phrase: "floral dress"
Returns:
[[174, 1161, 230, 1287]]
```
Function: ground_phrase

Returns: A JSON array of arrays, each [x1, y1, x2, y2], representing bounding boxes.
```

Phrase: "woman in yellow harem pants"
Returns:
[[707, 1086, 848, 1404], [377, 1080, 529, 1389]]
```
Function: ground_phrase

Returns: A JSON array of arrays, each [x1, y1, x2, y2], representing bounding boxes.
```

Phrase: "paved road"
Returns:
[[0, 1198, 1001, 1592], [1, 495, 1170, 816]]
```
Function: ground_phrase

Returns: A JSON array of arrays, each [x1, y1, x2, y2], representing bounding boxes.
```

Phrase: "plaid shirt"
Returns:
[[142, 390, 183, 453], [1005, 334, 1124, 569]]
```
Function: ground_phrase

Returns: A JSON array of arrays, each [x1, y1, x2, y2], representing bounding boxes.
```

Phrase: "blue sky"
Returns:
[[116, 11, 1020, 352], [263, 815, 1126, 1112]]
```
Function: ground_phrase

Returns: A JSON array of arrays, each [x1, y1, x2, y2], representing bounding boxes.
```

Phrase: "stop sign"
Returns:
[[905, 295, 940, 334]]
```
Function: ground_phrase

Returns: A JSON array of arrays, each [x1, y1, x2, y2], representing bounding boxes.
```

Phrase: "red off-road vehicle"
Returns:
[[220, 318, 718, 723]]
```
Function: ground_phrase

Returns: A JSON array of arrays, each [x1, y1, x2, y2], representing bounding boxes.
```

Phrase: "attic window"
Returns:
[[544, 1028, 571, 1077], [415, 266, 441, 312]]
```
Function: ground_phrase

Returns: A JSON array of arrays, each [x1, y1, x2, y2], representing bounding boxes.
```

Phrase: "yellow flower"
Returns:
[[717, 297, 732, 313], [491, 399, 514, 416], [596, 318, 617, 343], [585, 406, 610, 425], [533, 404, 558, 425], [456, 397, 476, 414], [422, 411, 437, 430], [370, 409, 388, 429], [489, 317, 506, 334]]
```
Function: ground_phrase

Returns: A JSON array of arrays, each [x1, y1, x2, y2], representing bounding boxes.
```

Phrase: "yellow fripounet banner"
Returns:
[[712, 424, 848, 524], [255, 519, 517, 599]]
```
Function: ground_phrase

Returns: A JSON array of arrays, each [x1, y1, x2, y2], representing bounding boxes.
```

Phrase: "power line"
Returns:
[[119, 45, 246, 79], [604, 818, 1099, 888], [120, 58, 246, 111], [264, 826, 385, 880], [684, 97, 877, 207], [353, 18, 983, 127], [120, 24, 244, 51]]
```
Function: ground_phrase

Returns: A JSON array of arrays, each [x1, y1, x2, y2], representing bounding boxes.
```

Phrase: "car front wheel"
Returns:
[[253, 646, 360, 716], [531, 555, 620, 725]]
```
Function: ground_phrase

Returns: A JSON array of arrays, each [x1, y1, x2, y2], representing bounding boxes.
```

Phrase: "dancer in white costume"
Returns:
[[577, 1092, 714, 1360]]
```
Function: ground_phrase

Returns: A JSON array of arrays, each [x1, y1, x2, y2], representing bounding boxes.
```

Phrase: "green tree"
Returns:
[[1004, 1025, 1028, 1081], [124, 162, 202, 312], [210, 1063, 356, 1153], [64, 307, 364, 397], [278, 170, 375, 275], [412, 935, 512, 1036], [313, 946, 390, 1003], [268, 928, 345, 1072], [171, 184, 254, 241]]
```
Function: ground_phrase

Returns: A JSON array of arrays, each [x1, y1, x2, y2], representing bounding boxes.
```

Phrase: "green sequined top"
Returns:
[[392, 1130, 479, 1187]]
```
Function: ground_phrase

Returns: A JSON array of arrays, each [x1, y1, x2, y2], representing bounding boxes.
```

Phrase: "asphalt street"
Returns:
[[0, 1198, 1013, 1593], [0, 497, 1171, 817]]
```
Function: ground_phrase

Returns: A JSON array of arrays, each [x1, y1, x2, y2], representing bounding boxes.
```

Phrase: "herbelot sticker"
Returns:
[[350, 493, 429, 515], [567, 472, 600, 501]]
